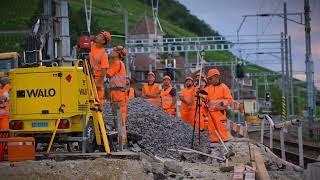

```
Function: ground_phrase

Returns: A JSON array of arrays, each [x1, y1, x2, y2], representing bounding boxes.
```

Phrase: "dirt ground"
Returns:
[[0, 139, 303, 180], [0, 158, 150, 180]]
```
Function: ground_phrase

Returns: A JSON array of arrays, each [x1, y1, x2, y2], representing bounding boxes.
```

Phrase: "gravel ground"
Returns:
[[125, 98, 210, 158]]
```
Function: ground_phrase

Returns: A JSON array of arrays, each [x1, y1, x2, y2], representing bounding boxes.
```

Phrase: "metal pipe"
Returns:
[[269, 122, 273, 150], [280, 129, 286, 160], [260, 116, 265, 144], [298, 124, 304, 167]]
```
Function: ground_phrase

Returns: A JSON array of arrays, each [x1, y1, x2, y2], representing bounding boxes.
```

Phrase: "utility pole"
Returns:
[[304, 0, 314, 138], [284, 2, 290, 118], [124, 10, 130, 76], [280, 32, 287, 122], [43, 0, 54, 60], [288, 36, 295, 115]]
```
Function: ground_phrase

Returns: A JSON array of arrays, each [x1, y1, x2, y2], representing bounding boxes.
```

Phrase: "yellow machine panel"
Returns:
[[14, 71, 62, 115], [9, 66, 90, 133]]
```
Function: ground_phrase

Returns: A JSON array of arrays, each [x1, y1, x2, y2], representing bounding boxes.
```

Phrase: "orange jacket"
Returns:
[[160, 86, 176, 110], [128, 87, 135, 100], [0, 88, 9, 115], [3, 84, 10, 92], [107, 59, 127, 89], [90, 43, 109, 77], [179, 86, 195, 111], [205, 83, 233, 120], [142, 83, 160, 106]]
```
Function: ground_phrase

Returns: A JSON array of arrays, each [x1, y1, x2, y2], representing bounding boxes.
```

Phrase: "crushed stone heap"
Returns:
[[126, 98, 209, 158]]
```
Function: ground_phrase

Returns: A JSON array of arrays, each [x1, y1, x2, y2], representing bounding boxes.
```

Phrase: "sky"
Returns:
[[178, 0, 320, 88]]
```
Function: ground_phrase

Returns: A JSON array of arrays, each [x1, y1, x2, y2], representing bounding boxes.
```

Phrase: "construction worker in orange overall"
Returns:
[[191, 77, 208, 130], [90, 31, 111, 108], [179, 77, 195, 123], [106, 45, 128, 144], [205, 68, 233, 144], [160, 75, 177, 116], [142, 72, 160, 107], [126, 78, 135, 100], [0, 77, 10, 130]]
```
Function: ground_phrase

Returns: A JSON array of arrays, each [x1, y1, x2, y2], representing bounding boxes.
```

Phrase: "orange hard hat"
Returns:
[[185, 76, 193, 82], [207, 68, 220, 78], [113, 45, 127, 59], [162, 75, 171, 81], [148, 72, 155, 78], [100, 31, 111, 44]]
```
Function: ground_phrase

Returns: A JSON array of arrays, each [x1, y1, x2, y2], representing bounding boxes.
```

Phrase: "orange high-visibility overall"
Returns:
[[142, 83, 160, 107], [160, 86, 176, 116], [127, 87, 135, 100], [0, 88, 9, 130], [107, 59, 127, 143], [90, 43, 109, 107], [190, 88, 207, 129], [179, 86, 195, 123], [205, 83, 233, 142]]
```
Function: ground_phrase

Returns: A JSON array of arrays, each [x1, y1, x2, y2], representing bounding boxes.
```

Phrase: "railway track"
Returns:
[[248, 131, 320, 166]]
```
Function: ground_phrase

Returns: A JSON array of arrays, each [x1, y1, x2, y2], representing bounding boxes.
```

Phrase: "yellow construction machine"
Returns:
[[9, 60, 110, 153]]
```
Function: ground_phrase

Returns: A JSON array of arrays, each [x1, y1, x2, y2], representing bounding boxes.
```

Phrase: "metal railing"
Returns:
[[260, 114, 304, 167]]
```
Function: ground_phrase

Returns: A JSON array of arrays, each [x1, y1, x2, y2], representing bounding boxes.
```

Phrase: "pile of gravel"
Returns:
[[126, 98, 209, 158]]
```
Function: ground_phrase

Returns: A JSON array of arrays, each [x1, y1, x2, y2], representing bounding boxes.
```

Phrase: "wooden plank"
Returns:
[[254, 149, 271, 180], [233, 163, 245, 180]]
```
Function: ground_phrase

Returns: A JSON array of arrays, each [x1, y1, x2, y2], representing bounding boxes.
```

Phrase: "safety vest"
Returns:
[[142, 83, 160, 106], [109, 60, 127, 89], [128, 88, 135, 100], [0, 89, 9, 115], [205, 83, 233, 120], [90, 44, 107, 76], [180, 86, 195, 110], [160, 86, 176, 110]]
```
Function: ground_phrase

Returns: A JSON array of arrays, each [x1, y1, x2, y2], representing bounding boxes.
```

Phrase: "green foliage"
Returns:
[[0, 0, 41, 30]]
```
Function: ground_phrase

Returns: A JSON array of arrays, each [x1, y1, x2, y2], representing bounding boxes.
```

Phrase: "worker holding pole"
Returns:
[[179, 77, 195, 123], [106, 45, 128, 144], [142, 72, 161, 107], [205, 68, 233, 144], [191, 77, 208, 130], [90, 31, 111, 108], [160, 75, 177, 116]]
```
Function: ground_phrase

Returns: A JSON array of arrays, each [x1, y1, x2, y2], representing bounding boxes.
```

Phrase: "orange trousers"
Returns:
[[207, 111, 229, 142], [110, 90, 127, 143], [180, 108, 191, 123], [94, 76, 105, 107], [190, 106, 207, 129], [0, 115, 9, 130]]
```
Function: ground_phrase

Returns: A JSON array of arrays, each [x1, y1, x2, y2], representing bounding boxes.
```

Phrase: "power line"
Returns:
[[261, 1, 282, 35]]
